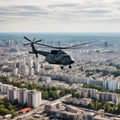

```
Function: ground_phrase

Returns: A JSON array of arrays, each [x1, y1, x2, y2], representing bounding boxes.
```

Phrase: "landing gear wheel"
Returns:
[[69, 65, 72, 69], [61, 66, 64, 69]]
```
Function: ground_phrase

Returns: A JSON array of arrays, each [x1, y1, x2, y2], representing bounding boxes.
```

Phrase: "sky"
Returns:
[[0, 0, 120, 32]]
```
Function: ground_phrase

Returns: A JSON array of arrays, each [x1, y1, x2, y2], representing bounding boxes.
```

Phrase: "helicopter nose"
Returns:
[[71, 60, 75, 64], [72, 60, 75, 63], [70, 57, 75, 64]]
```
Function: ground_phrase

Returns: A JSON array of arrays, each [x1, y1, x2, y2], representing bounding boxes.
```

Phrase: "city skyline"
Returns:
[[0, 0, 120, 32]]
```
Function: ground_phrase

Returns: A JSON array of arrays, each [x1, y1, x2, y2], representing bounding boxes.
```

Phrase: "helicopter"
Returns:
[[23, 36, 89, 69]]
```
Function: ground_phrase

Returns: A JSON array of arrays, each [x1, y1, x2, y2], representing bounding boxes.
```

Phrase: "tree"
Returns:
[[60, 88, 65, 96], [116, 103, 120, 114], [72, 92, 80, 98], [95, 101, 102, 110], [52, 86, 57, 91], [49, 90, 60, 100], [10, 110, 17, 117], [42, 91, 48, 99], [104, 102, 111, 113], [12, 99, 19, 105], [8, 104, 15, 110], [112, 70, 120, 77], [88, 102, 94, 109], [0, 104, 5, 108], [0, 108, 10, 115]]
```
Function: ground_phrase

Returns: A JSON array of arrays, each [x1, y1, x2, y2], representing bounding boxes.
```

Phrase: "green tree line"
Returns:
[[0, 76, 76, 100], [88, 100, 120, 114], [0, 98, 18, 117], [83, 84, 108, 92]]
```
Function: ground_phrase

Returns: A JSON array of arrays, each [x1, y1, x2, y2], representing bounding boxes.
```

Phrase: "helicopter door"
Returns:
[[46, 54, 56, 64], [62, 56, 70, 65]]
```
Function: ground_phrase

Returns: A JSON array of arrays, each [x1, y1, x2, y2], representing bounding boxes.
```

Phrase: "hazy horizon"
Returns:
[[0, 32, 120, 44]]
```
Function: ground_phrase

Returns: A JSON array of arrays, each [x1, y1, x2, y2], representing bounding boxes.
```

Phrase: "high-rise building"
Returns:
[[29, 58, 33, 68], [18, 88, 28, 104], [103, 80, 120, 91], [80, 88, 88, 98], [13, 68, 18, 75], [27, 90, 42, 107], [7, 87, 18, 101], [29, 68, 34, 76], [35, 61, 40, 73], [98, 92, 120, 105], [24, 65, 29, 75], [1, 84, 13, 94]]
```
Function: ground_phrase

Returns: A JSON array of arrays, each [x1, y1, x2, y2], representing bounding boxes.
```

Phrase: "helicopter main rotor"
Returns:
[[36, 42, 89, 49], [23, 36, 42, 46], [24, 36, 89, 50], [23, 36, 42, 57]]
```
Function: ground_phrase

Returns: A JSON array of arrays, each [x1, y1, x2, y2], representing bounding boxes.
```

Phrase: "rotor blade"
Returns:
[[23, 36, 32, 42], [36, 42, 89, 49], [23, 43, 31, 46], [35, 43, 60, 49], [62, 42, 89, 49], [35, 40, 42, 43], [67, 46, 83, 49]]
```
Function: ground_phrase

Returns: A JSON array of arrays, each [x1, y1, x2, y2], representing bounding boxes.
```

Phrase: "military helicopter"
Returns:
[[23, 36, 88, 69]]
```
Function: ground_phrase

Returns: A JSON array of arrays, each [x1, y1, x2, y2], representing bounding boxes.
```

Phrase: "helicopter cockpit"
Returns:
[[51, 50, 58, 54], [51, 50, 66, 54]]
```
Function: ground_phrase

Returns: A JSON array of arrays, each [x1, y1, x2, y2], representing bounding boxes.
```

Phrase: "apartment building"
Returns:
[[27, 90, 42, 107], [18, 88, 28, 104], [7, 87, 18, 101]]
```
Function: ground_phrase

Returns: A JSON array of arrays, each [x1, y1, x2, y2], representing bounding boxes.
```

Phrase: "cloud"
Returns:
[[0, 0, 120, 23], [0, 4, 51, 23], [0, 0, 120, 32], [46, 0, 120, 22]]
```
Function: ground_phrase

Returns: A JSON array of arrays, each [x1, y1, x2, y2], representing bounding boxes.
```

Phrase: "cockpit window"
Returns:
[[51, 50, 58, 54]]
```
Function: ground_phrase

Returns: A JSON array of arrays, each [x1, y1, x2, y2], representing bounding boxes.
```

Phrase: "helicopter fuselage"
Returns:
[[45, 50, 74, 65], [31, 49, 74, 65], [30, 49, 74, 65]]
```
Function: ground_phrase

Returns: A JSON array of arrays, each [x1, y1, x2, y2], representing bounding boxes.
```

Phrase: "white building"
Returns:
[[29, 58, 33, 68], [18, 88, 28, 104], [7, 87, 18, 101], [103, 80, 120, 91], [13, 68, 18, 75], [24, 65, 29, 75], [1, 84, 13, 94], [27, 90, 42, 107], [29, 68, 34, 76], [35, 61, 40, 73]]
